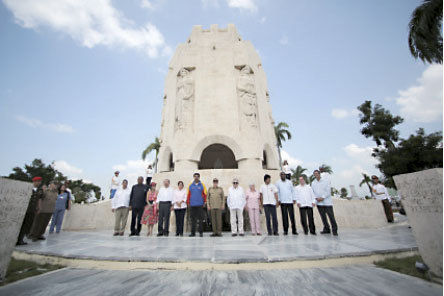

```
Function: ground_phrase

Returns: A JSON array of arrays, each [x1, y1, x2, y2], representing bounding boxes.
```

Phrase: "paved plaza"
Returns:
[[14, 224, 416, 263], [0, 265, 441, 296]]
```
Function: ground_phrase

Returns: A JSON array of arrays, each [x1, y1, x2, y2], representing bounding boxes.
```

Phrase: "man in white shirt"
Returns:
[[227, 178, 246, 236], [312, 170, 338, 236], [371, 175, 394, 222], [111, 179, 131, 236], [295, 176, 317, 235], [145, 165, 153, 187], [276, 172, 298, 235], [110, 171, 120, 199], [157, 179, 174, 236], [260, 174, 280, 236]]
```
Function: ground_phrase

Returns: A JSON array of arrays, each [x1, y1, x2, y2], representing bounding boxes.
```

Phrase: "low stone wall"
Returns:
[[62, 198, 388, 232], [394, 168, 443, 278]]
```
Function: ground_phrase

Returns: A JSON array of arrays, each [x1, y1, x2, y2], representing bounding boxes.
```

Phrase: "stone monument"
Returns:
[[153, 24, 280, 189], [0, 178, 33, 281], [349, 185, 359, 199], [394, 168, 443, 278]]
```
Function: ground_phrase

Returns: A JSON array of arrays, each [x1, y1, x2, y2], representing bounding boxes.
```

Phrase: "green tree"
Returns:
[[357, 101, 443, 188], [141, 137, 161, 172], [357, 101, 403, 149], [274, 122, 292, 169], [408, 0, 443, 64], [331, 187, 339, 197], [375, 128, 443, 188], [6, 159, 101, 202], [359, 173, 373, 196], [319, 164, 333, 174], [339, 187, 348, 198], [291, 165, 307, 186]]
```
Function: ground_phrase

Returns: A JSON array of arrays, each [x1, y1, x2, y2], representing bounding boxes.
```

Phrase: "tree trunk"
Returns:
[[277, 145, 282, 171]]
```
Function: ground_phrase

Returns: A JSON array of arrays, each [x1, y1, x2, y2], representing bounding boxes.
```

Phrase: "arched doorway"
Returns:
[[198, 144, 238, 169]]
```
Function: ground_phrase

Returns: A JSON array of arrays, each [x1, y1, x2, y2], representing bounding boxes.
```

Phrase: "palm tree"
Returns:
[[274, 122, 292, 169], [291, 165, 307, 186], [319, 164, 333, 174], [359, 173, 373, 196], [408, 0, 443, 64], [141, 137, 161, 172]]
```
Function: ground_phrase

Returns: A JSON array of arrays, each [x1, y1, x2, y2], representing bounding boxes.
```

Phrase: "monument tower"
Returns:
[[154, 24, 280, 188]]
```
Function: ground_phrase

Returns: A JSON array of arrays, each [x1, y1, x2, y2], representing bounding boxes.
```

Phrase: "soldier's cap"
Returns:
[[115, 171, 120, 174], [32, 176, 42, 182]]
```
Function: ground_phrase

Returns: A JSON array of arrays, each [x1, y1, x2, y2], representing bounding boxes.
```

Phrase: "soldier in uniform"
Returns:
[[16, 176, 44, 245], [29, 181, 58, 241]]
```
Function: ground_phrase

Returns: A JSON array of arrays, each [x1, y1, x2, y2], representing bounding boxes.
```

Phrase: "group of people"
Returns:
[[110, 168, 340, 237], [16, 177, 73, 245]]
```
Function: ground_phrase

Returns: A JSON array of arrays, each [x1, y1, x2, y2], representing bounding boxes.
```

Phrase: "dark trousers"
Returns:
[[382, 199, 394, 222], [264, 205, 278, 235], [190, 206, 204, 235], [299, 207, 316, 234], [29, 213, 52, 239], [146, 177, 152, 187], [317, 206, 338, 233], [175, 209, 186, 235], [158, 202, 172, 235], [210, 209, 223, 235], [281, 203, 297, 234], [17, 211, 35, 243], [130, 207, 144, 235]]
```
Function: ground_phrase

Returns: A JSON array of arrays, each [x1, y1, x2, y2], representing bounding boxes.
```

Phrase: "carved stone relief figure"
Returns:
[[236, 65, 257, 127], [266, 91, 275, 125], [175, 68, 195, 130]]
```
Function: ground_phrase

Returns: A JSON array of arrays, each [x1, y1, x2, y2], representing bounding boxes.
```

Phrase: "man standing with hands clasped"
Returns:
[[129, 176, 148, 236], [311, 170, 338, 236], [295, 175, 317, 235], [207, 178, 225, 237], [260, 174, 280, 236], [187, 173, 207, 237], [276, 172, 298, 235]]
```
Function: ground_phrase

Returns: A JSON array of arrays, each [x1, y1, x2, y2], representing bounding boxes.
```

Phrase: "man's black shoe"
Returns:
[[239, 233, 245, 237], [16, 240, 27, 246], [38, 236, 46, 240], [164, 233, 169, 237], [129, 233, 136, 237], [273, 232, 279, 236], [310, 232, 317, 235], [283, 232, 288, 236], [210, 233, 217, 237], [320, 230, 331, 234], [333, 232, 338, 236], [157, 233, 163, 237], [199, 233, 203, 237], [189, 233, 196, 237], [232, 233, 237, 237], [304, 231, 308, 235]]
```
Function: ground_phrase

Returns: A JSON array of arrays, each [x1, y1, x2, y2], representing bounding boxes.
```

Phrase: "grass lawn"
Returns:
[[374, 255, 431, 282], [1, 258, 64, 286]]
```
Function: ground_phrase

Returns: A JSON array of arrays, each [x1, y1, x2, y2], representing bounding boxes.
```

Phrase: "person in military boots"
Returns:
[[17, 176, 44, 245], [29, 181, 58, 241]]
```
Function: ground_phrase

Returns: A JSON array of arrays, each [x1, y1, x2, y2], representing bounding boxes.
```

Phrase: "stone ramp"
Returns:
[[14, 225, 417, 263], [0, 265, 441, 296]]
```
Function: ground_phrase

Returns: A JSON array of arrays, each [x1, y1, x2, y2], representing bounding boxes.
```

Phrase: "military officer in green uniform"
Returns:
[[17, 176, 44, 246], [29, 181, 58, 242], [207, 178, 225, 237]]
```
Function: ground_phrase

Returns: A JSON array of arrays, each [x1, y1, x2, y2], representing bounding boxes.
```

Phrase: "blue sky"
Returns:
[[0, 0, 442, 196]]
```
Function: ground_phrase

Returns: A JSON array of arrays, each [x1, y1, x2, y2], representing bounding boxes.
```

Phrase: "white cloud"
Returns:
[[280, 150, 304, 168], [52, 160, 83, 178], [331, 108, 359, 119], [343, 143, 377, 166], [140, 0, 154, 9], [15, 115, 75, 133], [3, 0, 169, 58], [395, 64, 443, 123], [279, 34, 289, 46], [226, 0, 258, 12]]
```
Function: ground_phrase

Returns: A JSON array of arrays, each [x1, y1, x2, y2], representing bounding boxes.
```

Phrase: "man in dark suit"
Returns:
[[129, 176, 148, 236]]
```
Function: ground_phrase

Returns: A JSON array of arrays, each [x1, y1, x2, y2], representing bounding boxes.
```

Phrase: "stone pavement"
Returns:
[[0, 265, 441, 296], [15, 224, 416, 263]]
